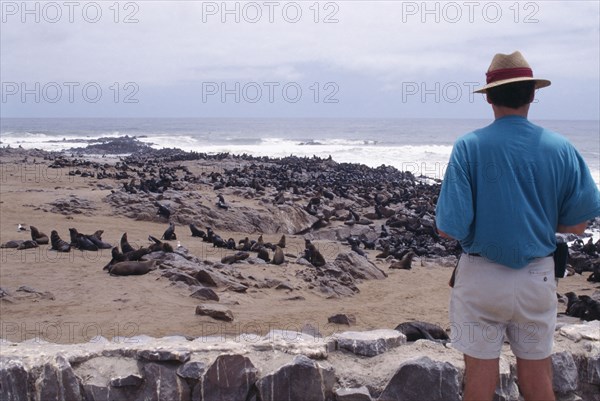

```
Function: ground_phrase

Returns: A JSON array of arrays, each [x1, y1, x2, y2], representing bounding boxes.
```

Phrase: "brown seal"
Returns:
[[148, 236, 174, 252], [108, 260, 156, 276], [389, 251, 416, 270], [276, 234, 286, 248], [304, 241, 326, 267], [17, 240, 39, 250], [394, 321, 449, 342], [271, 246, 285, 265], [120, 232, 135, 253], [50, 230, 71, 252], [162, 222, 176, 241], [257, 247, 270, 262], [1, 240, 24, 248], [221, 251, 250, 264], [30, 226, 49, 245]]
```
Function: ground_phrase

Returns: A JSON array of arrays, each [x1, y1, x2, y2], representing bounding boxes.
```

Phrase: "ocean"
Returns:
[[1, 118, 598, 185]]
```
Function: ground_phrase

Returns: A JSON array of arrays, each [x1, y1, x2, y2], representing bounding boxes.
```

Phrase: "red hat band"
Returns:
[[486, 67, 533, 84]]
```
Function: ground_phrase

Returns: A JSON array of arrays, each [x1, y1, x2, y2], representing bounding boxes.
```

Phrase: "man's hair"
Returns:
[[486, 81, 535, 109]]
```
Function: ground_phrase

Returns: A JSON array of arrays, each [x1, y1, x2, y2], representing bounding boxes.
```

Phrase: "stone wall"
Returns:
[[1, 321, 598, 401]]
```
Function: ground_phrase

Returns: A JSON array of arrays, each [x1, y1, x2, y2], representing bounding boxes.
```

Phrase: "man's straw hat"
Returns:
[[473, 51, 551, 94]]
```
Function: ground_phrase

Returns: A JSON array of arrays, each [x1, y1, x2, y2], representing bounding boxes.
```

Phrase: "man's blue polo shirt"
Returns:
[[436, 115, 600, 269]]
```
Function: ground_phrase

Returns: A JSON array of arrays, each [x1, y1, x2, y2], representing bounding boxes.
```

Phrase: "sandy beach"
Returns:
[[0, 147, 596, 344]]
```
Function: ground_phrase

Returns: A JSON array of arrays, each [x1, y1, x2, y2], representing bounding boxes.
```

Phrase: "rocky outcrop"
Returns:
[[0, 321, 598, 401], [146, 248, 387, 301], [255, 355, 335, 401], [378, 356, 462, 401], [334, 330, 406, 357], [296, 252, 387, 297], [104, 190, 319, 235]]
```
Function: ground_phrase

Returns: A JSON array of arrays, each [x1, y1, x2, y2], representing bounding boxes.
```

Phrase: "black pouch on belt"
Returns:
[[553, 242, 569, 279], [449, 255, 460, 288]]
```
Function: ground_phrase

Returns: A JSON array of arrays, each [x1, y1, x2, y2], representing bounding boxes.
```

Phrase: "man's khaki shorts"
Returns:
[[449, 254, 557, 360]]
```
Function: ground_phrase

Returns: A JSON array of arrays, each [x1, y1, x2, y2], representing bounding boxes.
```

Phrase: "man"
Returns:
[[436, 51, 600, 401]]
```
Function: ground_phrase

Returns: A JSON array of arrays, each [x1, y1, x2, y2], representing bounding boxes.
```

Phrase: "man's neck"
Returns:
[[492, 104, 530, 119]]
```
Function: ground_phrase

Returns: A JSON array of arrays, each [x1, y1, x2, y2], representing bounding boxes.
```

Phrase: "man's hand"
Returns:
[[438, 229, 453, 240]]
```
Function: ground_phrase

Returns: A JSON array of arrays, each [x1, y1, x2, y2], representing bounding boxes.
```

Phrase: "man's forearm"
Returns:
[[557, 221, 588, 235]]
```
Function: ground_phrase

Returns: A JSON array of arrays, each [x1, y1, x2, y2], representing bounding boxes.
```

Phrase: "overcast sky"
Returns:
[[1, 1, 599, 119]]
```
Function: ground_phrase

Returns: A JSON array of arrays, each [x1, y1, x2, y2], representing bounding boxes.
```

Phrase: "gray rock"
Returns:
[[552, 351, 579, 394], [35, 354, 82, 401], [110, 374, 144, 387], [255, 354, 335, 401], [194, 270, 219, 287], [493, 357, 519, 401], [195, 304, 234, 322], [141, 362, 191, 401], [335, 385, 372, 401], [264, 329, 318, 342], [333, 252, 387, 280], [556, 394, 583, 401], [177, 361, 206, 380], [199, 354, 258, 401], [163, 270, 201, 286], [335, 329, 406, 357], [378, 356, 462, 401], [328, 313, 356, 325], [112, 334, 155, 344], [588, 354, 600, 386], [137, 349, 191, 363], [0, 359, 29, 401], [190, 287, 219, 301]]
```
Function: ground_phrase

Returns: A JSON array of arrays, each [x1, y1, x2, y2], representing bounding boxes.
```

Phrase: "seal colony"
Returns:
[[1, 141, 598, 343]]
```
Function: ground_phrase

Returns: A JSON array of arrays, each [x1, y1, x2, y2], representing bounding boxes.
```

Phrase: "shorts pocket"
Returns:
[[528, 269, 553, 284]]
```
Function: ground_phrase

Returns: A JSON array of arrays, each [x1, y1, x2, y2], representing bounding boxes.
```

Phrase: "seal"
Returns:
[[221, 251, 250, 264], [251, 235, 264, 252], [203, 227, 214, 243], [257, 247, 270, 263], [103, 247, 128, 270], [87, 231, 112, 249], [189, 224, 206, 238], [120, 233, 135, 253], [30, 226, 49, 245], [394, 321, 449, 343], [389, 251, 415, 270], [276, 234, 286, 249], [162, 222, 177, 241], [1, 240, 24, 248], [69, 228, 98, 251], [304, 241, 326, 267], [238, 237, 251, 251], [17, 240, 39, 250], [271, 246, 285, 265], [216, 194, 229, 210], [108, 260, 156, 276], [50, 230, 71, 252], [212, 234, 227, 248], [156, 203, 171, 219], [347, 236, 366, 257], [565, 292, 600, 321], [148, 236, 174, 253]]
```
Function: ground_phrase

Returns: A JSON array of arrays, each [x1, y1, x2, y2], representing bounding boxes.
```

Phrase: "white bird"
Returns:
[[17, 224, 27, 232]]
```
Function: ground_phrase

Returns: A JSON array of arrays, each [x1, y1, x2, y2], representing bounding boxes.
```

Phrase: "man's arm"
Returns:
[[557, 221, 588, 236]]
